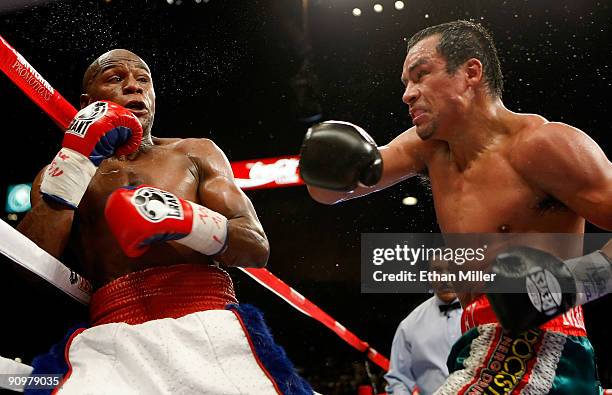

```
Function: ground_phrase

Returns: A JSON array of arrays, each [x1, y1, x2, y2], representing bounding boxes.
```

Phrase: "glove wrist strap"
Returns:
[[178, 201, 228, 256], [40, 147, 96, 208], [565, 250, 612, 306]]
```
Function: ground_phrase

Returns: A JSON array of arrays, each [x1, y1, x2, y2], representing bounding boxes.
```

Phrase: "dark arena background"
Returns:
[[0, 0, 610, 393]]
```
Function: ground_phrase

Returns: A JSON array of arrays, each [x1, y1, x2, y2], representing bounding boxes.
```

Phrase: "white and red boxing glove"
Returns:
[[40, 101, 143, 208], [104, 185, 228, 258]]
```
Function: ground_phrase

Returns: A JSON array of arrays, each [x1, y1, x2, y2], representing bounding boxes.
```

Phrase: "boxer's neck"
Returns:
[[120, 134, 154, 160], [444, 98, 513, 171], [139, 133, 154, 151]]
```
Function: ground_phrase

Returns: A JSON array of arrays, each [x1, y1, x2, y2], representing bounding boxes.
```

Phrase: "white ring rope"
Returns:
[[0, 219, 91, 304], [0, 355, 33, 392]]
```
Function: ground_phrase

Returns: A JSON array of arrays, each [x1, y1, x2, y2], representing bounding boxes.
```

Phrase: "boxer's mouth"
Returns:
[[410, 108, 426, 121], [123, 100, 148, 116]]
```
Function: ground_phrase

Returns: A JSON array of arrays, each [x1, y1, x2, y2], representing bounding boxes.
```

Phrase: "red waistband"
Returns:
[[461, 294, 587, 337], [90, 264, 238, 326]]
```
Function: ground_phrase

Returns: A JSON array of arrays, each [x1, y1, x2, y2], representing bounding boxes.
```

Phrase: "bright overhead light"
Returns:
[[373, 4, 383, 13], [402, 196, 418, 206], [352, 8, 362, 16], [394, 1, 405, 10]]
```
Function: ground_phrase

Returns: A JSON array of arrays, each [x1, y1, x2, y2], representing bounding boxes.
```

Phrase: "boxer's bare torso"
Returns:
[[18, 49, 268, 290], [74, 137, 218, 287], [309, 112, 604, 306], [22, 136, 258, 289], [418, 114, 585, 305], [309, 111, 610, 306], [426, 118, 582, 235], [308, 34, 611, 307]]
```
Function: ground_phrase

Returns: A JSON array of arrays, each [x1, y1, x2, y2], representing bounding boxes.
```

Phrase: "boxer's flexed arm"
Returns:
[[18, 101, 142, 258], [189, 139, 270, 268], [17, 166, 74, 259], [105, 139, 269, 267], [300, 122, 430, 205], [510, 122, 612, 230]]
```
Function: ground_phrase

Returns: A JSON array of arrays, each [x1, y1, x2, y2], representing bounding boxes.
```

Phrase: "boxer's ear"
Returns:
[[80, 93, 92, 109], [464, 58, 483, 87]]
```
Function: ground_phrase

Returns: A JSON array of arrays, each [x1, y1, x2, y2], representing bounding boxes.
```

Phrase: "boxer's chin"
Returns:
[[415, 121, 436, 140], [139, 114, 154, 136]]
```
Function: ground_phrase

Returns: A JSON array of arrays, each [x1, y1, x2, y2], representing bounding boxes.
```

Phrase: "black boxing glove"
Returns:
[[298, 121, 383, 191], [486, 246, 612, 334]]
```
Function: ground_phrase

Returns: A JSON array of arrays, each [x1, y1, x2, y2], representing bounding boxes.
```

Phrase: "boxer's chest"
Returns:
[[72, 148, 212, 285], [80, 149, 200, 217], [426, 150, 576, 233]]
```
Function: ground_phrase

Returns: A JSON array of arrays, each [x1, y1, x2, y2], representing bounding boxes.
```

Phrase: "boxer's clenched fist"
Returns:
[[62, 100, 143, 164], [105, 185, 228, 258], [40, 101, 143, 208], [299, 121, 383, 191], [487, 246, 612, 334]]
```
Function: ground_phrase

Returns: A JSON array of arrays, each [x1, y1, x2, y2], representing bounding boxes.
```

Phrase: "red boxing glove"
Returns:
[[41, 101, 143, 208], [105, 185, 228, 258], [63, 100, 143, 164]]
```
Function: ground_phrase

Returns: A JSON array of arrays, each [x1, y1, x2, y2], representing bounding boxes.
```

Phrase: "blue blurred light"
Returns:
[[6, 183, 32, 213]]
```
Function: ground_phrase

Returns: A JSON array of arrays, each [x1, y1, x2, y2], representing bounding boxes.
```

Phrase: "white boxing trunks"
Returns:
[[28, 264, 313, 395], [57, 309, 285, 394]]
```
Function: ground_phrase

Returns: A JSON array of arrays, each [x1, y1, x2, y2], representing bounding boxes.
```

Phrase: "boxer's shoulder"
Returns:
[[154, 137, 232, 180], [150, 137, 225, 163], [152, 137, 222, 155], [152, 136, 183, 146], [507, 117, 586, 169]]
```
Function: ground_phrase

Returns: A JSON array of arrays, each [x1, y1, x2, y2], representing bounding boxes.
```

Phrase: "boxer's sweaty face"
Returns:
[[83, 50, 156, 135], [401, 35, 464, 140]]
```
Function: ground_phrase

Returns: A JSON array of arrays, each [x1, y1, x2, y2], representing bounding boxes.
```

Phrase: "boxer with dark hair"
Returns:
[[18, 49, 313, 394], [300, 20, 612, 394]]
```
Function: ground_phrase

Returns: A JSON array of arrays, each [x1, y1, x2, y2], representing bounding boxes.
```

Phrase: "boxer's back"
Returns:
[[73, 137, 216, 289]]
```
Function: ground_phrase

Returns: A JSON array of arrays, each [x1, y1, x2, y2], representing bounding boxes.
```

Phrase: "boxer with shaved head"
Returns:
[[18, 49, 312, 394]]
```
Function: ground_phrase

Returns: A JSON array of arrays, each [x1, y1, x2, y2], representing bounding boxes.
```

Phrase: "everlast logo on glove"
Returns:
[[525, 269, 562, 316], [131, 187, 184, 223], [66, 101, 108, 137]]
